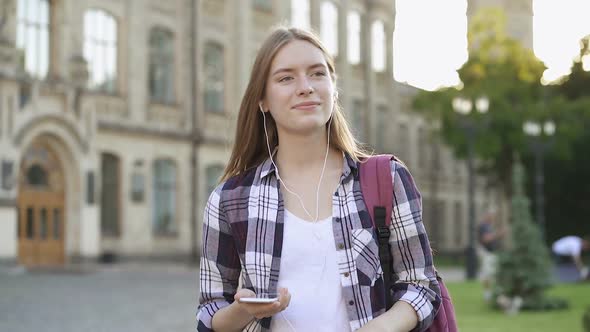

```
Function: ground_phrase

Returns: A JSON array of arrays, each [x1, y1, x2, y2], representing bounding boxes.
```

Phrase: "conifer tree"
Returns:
[[493, 158, 567, 311]]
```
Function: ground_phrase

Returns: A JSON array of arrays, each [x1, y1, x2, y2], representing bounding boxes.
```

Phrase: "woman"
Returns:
[[197, 27, 441, 332]]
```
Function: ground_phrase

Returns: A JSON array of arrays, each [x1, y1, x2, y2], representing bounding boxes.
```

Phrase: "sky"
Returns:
[[392, 0, 590, 91]]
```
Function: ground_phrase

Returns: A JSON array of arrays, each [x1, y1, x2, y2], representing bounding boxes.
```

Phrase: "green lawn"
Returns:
[[447, 281, 590, 332]]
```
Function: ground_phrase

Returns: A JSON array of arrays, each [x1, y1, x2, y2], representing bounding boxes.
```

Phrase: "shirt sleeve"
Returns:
[[388, 160, 442, 332], [197, 185, 241, 331]]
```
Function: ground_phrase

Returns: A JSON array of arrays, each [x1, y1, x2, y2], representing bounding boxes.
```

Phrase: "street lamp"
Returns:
[[522, 120, 556, 241], [453, 96, 489, 280]]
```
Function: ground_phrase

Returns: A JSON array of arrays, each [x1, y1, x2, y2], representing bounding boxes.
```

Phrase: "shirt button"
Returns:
[[348, 300, 355, 306], [344, 272, 350, 277], [337, 243, 344, 250]]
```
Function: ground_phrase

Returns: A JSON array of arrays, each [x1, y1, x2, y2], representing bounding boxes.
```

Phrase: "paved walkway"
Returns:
[[0, 263, 199, 332], [0, 262, 466, 332]]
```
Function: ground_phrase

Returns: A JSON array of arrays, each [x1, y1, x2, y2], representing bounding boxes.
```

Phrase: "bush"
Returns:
[[521, 296, 569, 311], [583, 306, 590, 332]]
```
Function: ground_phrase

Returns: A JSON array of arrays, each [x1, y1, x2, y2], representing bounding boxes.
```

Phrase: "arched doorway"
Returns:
[[17, 139, 66, 266]]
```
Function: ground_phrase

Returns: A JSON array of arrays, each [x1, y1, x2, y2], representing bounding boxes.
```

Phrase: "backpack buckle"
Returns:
[[376, 226, 390, 241]]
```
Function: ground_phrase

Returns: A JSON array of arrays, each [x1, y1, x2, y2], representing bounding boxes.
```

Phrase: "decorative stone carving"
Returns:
[[69, 54, 89, 88], [0, 39, 19, 77]]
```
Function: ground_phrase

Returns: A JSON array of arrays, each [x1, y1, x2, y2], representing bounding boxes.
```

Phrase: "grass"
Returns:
[[447, 281, 590, 332]]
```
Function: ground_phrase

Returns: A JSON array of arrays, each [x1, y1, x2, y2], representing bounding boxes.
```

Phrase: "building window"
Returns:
[[204, 42, 225, 113], [454, 201, 463, 245], [351, 99, 365, 142], [149, 27, 175, 104], [84, 9, 117, 93], [377, 105, 388, 151], [16, 0, 50, 79], [371, 20, 386, 72], [100, 153, 120, 236], [206, 165, 224, 197], [253, 0, 272, 11], [436, 200, 446, 248], [291, 0, 310, 30], [26, 164, 48, 187], [320, 1, 338, 56], [397, 123, 409, 163], [417, 127, 427, 168], [153, 159, 177, 235], [347, 11, 360, 64]]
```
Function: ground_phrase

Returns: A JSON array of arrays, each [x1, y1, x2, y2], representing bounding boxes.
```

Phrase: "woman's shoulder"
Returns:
[[208, 165, 261, 201], [385, 155, 411, 174], [387, 156, 418, 183]]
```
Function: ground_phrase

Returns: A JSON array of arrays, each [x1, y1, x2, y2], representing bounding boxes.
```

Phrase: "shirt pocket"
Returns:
[[351, 228, 383, 286]]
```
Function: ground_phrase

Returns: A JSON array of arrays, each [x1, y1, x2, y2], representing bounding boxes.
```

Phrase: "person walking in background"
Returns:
[[196, 26, 441, 332], [552, 235, 590, 280], [478, 209, 507, 302]]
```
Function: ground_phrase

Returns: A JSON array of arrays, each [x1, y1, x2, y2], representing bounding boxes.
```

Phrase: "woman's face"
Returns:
[[261, 40, 335, 136]]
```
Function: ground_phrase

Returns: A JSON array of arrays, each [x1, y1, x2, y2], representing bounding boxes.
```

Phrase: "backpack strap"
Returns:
[[359, 154, 395, 310], [359, 155, 394, 228]]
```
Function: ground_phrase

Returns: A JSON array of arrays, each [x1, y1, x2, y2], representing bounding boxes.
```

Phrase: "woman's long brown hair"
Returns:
[[220, 26, 371, 183]]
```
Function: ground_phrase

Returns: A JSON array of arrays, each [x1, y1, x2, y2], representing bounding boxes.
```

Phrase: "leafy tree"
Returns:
[[412, 8, 547, 194], [542, 35, 590, 243]]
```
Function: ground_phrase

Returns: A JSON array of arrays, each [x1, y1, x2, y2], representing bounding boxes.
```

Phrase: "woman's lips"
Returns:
[[292, 102, 321, 110]]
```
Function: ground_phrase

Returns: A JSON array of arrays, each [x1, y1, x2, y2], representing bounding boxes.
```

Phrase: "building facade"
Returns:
[[0, 0, 529, 266]]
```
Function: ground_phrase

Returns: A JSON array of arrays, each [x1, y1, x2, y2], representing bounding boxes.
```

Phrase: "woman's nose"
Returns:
[[296, 79, 314, 96]]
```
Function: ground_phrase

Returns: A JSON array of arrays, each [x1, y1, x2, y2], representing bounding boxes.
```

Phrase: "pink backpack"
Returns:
[[359, 155, 458, 332]]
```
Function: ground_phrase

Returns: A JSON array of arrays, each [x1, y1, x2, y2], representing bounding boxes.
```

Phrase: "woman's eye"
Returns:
[[278, 76, 293, 82], [313, 71, 327, 77]]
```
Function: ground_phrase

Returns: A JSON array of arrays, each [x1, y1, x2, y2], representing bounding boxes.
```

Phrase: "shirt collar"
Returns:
[[259, 147, 278, 179], [259, 148, 359, 180]]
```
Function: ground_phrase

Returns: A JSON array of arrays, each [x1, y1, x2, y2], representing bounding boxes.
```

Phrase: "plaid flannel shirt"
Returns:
[[197, 153, 441, 331]]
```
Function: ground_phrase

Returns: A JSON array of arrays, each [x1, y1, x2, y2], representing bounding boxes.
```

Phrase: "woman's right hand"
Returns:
[[234, 287, 291, 320]]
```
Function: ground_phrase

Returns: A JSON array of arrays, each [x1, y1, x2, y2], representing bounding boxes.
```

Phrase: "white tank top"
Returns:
[[270, 209, 351, 332]]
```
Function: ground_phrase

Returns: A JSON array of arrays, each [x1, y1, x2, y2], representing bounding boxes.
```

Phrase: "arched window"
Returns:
[[16, 0, 50, 78], [204, 42, 225, 113], [371, 20, 385, 72], [84, 9, 117, 93], [291, 0, 310, 30], [149, 27, 175, 103], [26, 164, 48, 187], [153, 159, 177, 235], [347, 11, 360, 64], [320, 1, 338, 56]]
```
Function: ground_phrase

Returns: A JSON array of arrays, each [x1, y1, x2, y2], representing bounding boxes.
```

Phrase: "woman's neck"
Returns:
[[274, 128, 340, 178]]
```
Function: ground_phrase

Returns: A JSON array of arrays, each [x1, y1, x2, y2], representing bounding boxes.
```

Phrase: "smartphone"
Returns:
[[238, 297, 279, 304]]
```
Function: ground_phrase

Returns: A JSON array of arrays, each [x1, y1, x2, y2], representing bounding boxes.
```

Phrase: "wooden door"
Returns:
[[17, 141, 66, 267]]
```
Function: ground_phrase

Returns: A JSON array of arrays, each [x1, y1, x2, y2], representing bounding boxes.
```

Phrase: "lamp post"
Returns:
[[522, 120, 555, 242], [452, 96, 489, 280]]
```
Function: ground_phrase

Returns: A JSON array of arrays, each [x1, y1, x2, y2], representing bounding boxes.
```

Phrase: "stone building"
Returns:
[[0, 0, 531, 266]]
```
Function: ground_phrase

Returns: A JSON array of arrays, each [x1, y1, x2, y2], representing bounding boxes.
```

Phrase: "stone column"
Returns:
[[0, 0, 18, 78], [233, 0, 251, 104], [361, 8, 376, 146], [337, 0, 350, 118], [309, 0, 321, 33]]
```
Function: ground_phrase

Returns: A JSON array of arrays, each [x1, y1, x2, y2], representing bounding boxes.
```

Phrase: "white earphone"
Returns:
[[259, 101, 333, 223]]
